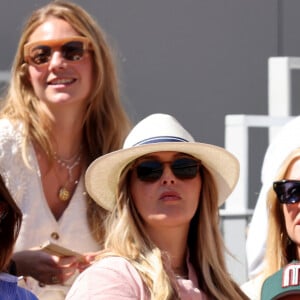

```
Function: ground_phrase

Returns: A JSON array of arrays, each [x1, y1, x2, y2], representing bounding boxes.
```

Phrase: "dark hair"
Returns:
[[0, 175, 22, 271]]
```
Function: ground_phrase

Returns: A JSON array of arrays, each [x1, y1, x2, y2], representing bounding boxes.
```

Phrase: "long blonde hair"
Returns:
[[0, 0, 131, 242], [264, 149, 300, 279], [99, 163, 248, 300]]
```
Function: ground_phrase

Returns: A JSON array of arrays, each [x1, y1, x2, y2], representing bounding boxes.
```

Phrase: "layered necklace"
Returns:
[[53, 149, 82, 202]]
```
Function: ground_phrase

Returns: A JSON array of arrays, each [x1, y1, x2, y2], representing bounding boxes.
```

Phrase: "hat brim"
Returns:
[[85, 142, 239, 211]]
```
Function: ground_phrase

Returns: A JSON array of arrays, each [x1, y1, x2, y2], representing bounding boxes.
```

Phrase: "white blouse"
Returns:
[[0, 119, 100, 300]]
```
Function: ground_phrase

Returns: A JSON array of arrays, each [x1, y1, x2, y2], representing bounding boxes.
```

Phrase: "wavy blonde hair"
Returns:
[[263, 148, 300, 279], [99, 162, 248, 300], [0, 0, 131, 242]]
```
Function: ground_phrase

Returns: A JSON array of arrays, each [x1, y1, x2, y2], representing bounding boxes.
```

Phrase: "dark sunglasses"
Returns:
[[273, 180, 300, 204], [24, 36, 91, 66], [134, 157, 201, 182]]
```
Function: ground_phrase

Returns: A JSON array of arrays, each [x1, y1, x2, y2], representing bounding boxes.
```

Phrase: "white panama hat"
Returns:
[[85, 113, 240, 211]]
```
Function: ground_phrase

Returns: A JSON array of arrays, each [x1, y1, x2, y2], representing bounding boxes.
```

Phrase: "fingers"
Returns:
[[38, 257, 79, 285], [77, 262, 90, 273], [61, 265, 78, 282], [17, 250, 83, 285], [40, 253, 96, 285], [77, 253, 97, 272], [40, 266, 78, 286], [53, 255, 78, 265]]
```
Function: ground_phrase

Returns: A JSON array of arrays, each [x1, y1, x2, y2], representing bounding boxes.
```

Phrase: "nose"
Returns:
[[48, 51, 65, 70], [161, 164, 176, 185]]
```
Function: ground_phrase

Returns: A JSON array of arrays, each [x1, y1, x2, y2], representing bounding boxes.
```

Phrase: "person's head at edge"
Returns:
[[85, 113, 248, 299], [264, 148, 300, 279], [0, 175, 22, 271]]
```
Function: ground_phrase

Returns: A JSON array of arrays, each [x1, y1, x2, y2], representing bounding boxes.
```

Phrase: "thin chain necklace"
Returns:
[[53, 150, 82, 201]]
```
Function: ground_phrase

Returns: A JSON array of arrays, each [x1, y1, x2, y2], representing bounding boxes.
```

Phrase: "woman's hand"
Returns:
[[77, 251, 100, 273], [13, 250, 79, 285]]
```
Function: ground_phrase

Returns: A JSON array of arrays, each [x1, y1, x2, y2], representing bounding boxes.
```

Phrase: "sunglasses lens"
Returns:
[[136, 161, 162, 182], [62, 41, 85, 61], [274, 181, 300, 204], [135, 158, 199, 182], [30, 45, 52, 65], [172, 158, 199, 179], [27, 40, 87, 65]]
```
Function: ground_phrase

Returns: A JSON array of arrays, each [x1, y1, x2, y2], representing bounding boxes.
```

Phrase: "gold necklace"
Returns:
[[57, 179, 79, 202], [53, 151, 82, 201]]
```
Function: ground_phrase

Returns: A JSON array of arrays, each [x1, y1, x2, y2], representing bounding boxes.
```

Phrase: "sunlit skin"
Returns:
[[282, 157, 300, 259], [129, 151, 201, 273], [26, 17, 92, 210], [130, 151, 201, 233], [27, 17, 93, 112]]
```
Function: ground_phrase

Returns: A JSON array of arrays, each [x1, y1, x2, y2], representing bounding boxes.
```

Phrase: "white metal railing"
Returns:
[[222, 115, 294, 284], [222, 57, 300, 285], [268, 57, 300, 139]]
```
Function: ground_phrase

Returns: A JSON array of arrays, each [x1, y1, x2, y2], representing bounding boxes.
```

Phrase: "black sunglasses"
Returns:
[[134, 157, 201, 182], [24, 36, 91, 66], [273, 180, 300, 204]]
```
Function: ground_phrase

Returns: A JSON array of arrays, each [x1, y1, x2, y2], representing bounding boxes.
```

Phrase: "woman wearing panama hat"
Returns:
[[67, 113, 248, 300]]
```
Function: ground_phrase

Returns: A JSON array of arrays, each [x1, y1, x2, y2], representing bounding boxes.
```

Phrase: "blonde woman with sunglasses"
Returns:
[[0, 1, 130, 299], [242, 148, 300, 299], [67, 113, 249, 300]]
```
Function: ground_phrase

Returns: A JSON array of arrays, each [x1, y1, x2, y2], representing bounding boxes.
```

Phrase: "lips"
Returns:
[[47, 78, 76, 85], [159, 191, 181, 201]]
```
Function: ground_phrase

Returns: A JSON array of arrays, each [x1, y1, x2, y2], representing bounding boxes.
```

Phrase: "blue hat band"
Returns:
[[133, 136, 188, 146]]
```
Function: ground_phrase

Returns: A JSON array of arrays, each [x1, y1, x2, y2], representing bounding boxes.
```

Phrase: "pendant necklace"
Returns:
[[53, 150, 82, 202]]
